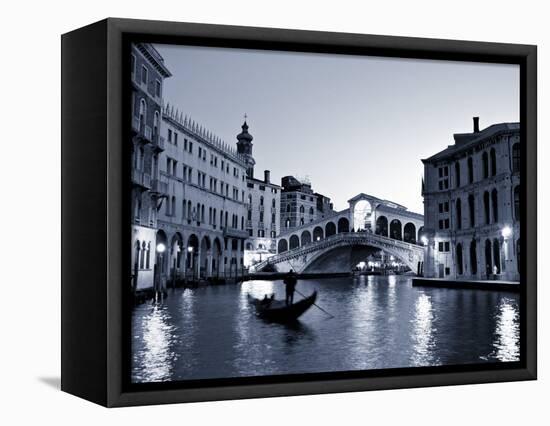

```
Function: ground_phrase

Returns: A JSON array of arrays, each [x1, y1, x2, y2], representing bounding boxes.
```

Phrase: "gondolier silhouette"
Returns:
[[283, 269, 298, 305]]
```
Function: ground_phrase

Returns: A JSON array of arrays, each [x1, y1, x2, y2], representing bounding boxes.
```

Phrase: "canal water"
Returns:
[[131, 276, 520, 383]]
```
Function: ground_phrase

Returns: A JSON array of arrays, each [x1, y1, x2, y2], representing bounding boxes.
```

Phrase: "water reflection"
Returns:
[[493, 298, 520, 361], [132, 304, 178, 382], [132, 276, 520, 383], [410, 293, 439, 367]]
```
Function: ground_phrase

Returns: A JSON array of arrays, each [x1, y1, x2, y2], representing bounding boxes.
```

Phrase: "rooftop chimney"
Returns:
[[473, 116, 480, 133], [264, 170, 270, 184]]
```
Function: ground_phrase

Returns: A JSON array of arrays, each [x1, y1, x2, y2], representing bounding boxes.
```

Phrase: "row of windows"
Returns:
[[442, 143, 520, 192], [446, 185, 519, 231], [246, 209, 277, 224], [283, 204, 315, 215], [131, 54, 162, 98], [247, 183, 278, 193], [455, 237, 519, 276], [166, 198, 247, 231], [133, 240, 152, 270]]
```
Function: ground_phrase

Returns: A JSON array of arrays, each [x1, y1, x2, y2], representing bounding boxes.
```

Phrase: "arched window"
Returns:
[[482, 152, 489, 179], [456, 243, 463, 275], [512, 143, 520, 173], [134, 240, 141, 271], [289, 235, 300, 250], [455, 161, 461, 188], [286, 204, 291, 213], [490, 148, 497, 176], [470, 240, 478, 275], [247, 209, 252, 220], [493, 239, 501, 274], [140, 241, 146, 269], [171, 196, 176, 216], [309, 206, 314, 215], [485, 239, 492, 276], [491, 189, 498, 223], [285, 218, 290, 228], [390, 219, 402, 240], [299, 205, 305, 214], [313, 226, 324, 241], [403, 223, 416, 244], [468, 157, 474, 183], [260, 196, 264, 206], [271, 213, 276, 224], [139, 99, 146, 129], [514, 185, 520, 220], [272, 198, 276, 208], [483, 191, 490, 224], [278, 239, 288, 253], [325, 222, 336, 237], [301, 231, 311, 246], [145, 242, 151, 269], [468, 194, 475, 227], [456, 198, 462, 230], [187, 200, 192, 219], [153, 111, 160, 137], [248, 194, 252, 205], [338, 217, 350, 233], [375, 216, 388, 237]]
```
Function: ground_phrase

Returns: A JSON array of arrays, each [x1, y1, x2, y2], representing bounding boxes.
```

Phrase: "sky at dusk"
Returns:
[[154, 44, 519, 214]]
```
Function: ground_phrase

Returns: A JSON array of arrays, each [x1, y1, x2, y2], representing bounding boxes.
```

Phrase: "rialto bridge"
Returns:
[[251, 193, 425, 274]]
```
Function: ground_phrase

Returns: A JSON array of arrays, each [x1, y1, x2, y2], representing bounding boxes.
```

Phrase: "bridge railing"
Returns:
[[252, 231, 423, 272]]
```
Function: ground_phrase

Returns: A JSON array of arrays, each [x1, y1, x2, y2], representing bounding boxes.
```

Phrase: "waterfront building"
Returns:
[[280, 176, 320, 229], [155, 108, 250, 289], [421, 117, 520, 281], [130, 43, 172, 292], [237, 123, 282, 266]]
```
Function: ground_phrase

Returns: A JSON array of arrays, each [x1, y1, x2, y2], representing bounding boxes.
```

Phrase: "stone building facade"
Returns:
[[422, 118, 520, 281], [155, 108, 250, 289], [280, 176, 321, 230], [130, 43, 172, 292]]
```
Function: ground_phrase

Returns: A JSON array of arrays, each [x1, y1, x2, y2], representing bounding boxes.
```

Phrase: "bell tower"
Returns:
[[236, 117, 256, 178]]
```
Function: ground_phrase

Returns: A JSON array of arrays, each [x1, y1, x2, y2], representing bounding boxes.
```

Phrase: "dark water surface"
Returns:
[[131, 276, 519, 383]]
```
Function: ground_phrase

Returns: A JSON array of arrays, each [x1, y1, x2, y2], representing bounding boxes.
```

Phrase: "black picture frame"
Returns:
[[61, 18, 537, 407]]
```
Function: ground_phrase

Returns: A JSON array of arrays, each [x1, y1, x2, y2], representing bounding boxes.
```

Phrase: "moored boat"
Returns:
[[247, 291, 317, 322]]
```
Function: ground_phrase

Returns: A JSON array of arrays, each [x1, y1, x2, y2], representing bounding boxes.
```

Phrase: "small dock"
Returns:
[[412, 277, 520, 292]]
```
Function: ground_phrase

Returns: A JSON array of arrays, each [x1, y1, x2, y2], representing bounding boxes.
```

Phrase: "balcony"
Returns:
[[132, 169, 151, 189], [259, 205, 265, 212], [258, 222, 265, 229], [223, 227, 249, 239], [152, 134, 165, 152], [151, 178, 168, 195], [131, 117, 153, 144]]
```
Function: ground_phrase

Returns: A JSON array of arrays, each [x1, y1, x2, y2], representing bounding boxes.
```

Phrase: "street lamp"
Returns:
[[501, 225, 513, 239], [187, 246, 194, 281], [501, 226, 513, 279], [155, 243, 166, 297]]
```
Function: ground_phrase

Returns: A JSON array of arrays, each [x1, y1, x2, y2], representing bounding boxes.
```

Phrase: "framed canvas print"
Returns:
[[61, 18, 537, 407]]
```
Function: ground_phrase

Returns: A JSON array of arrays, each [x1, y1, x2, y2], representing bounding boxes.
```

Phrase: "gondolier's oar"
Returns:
[[295, 289, 334, 318]]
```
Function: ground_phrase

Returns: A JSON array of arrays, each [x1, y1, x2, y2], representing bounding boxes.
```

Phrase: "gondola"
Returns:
[[247, 291, 317, 322]]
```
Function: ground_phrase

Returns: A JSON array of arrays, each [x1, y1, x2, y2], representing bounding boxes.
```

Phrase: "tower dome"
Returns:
[[236, 119, 255, 178], [237, 121, 254, 143]]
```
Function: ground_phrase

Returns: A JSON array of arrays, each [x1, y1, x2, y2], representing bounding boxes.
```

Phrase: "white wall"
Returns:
[[1, 0, 547, 425]]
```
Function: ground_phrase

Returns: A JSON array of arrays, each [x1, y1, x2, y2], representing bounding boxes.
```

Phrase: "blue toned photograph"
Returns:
[[129, 43, 520, 384]]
